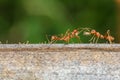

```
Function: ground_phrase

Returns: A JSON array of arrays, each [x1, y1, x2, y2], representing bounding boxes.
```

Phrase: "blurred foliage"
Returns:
[[0, 0, 117, 43]]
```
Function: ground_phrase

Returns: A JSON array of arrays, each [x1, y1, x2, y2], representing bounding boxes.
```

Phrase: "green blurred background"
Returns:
[[0, 0, 119, 43]]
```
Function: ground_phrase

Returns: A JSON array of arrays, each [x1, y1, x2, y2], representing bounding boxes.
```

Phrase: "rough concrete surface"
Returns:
[[0, 44, 120, 80]]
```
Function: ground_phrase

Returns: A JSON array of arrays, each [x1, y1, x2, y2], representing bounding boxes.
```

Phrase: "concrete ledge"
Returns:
[[0, 44, 120, 80]]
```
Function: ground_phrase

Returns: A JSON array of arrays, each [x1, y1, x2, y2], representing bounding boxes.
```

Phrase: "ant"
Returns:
[[83, 29, 114, 43], [50, 28, 81, 43]]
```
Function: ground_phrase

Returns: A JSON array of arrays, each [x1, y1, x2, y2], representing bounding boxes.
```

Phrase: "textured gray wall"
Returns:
[[0, 44, 120, 80]]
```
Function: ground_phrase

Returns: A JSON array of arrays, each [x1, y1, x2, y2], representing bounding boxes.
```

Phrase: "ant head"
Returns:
[[72, 29, 80, 36], [51, 36, 58, 40], [91, 30, 96, 34], [71, 29, 78, 34], [73, 29, 78, 33]]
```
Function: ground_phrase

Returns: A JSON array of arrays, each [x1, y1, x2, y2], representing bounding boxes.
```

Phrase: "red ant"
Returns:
[[84, 29, 114, 43], [50, 29, 81, 43]]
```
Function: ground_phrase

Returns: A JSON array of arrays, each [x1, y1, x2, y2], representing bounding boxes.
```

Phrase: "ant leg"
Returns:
[[71, 38, 74, 44], [89, 36, 95, 43], [92, 36, 96, 43], [46, 35, 50, 43], [95, 37, 99, 43], [76, 36, 81, 43], [79, 28, 90, 34], [108, 39, 112, 44], [79, 29, 84, 33], [89, 35, 95, 42], [49, 40, 54, 44], [64, 39, 69, 44], [48, 40, 57, 48], [49, 40, 57, 44], [67, 39, 70, 44], [64, 29, 70, 36], [107, 30, 114, 44]]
